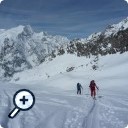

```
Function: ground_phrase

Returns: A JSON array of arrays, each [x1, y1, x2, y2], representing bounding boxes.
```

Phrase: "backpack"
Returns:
[[77, 83, 81, 89], [90, 83, 96, 89]]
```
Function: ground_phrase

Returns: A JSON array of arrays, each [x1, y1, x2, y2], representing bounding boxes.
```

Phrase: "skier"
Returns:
[[89, 80, 99, 99], [77, 83, 83, 95]]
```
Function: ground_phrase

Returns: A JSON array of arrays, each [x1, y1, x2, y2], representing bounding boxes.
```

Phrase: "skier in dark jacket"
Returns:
[[89, 80, 99, 99], [77, 83, 83, 95]]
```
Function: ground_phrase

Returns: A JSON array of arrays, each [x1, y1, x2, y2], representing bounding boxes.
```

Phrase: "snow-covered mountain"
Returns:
[[66, 17, 128, 57], [0, 25, 69, 78], [0, 17, 128, 79], [11, 16, 128, 82], [103, 17, 128, 37]]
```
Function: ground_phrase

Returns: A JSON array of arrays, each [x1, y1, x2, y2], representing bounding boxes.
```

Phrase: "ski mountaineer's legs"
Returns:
[[91, 89, 93, 97], [91, 89, 96, 98], [77, 89, 79, 94], [79, 89, 81, 94], [93, 90, 96, 97], [91, 89, 94, 97], [77, 89, 81, 95]]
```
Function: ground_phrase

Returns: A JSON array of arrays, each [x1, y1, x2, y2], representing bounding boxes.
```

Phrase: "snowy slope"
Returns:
[[0, 52, 127, 128], [0, 26, 24, 45], [86, 32, 101, 42], [0, 53, 128, 128], [0, 29, 5, 35], [11, 52, 128, 86], [11, 54, 91, 83], [103, 17, 128, 37]]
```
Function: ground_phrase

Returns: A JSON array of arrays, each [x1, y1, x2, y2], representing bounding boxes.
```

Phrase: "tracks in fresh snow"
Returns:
[[82, 94, 128, 128], [0, 84, 127, 128], [98, 94, 128, 128], [0, 90, 12, 128], [82, 99, 99, 128]]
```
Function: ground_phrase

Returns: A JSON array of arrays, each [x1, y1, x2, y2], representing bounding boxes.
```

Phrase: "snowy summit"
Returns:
[[0, 125, 4, 128], [0, 0, 4, 4], [124, 0, 128, 3]]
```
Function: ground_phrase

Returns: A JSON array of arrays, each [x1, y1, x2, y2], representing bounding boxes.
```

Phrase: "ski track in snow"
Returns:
[[98, 93, 128, 128], [0, 83, 128, 128], [0, 90, 12, 128], [84, 100, 99, 128]]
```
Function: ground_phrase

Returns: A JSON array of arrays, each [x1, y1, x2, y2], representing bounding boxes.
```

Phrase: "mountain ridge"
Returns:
[[0, 17, 128, 78]]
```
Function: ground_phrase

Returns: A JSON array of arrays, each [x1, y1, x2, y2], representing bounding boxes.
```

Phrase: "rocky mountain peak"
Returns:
[[0, 25, 69, 78], [103, 17, 128, 37], [21, 25, 34, 37]]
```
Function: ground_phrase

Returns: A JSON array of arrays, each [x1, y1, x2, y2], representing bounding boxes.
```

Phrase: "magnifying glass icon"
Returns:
[[8, 89, 35, 119]]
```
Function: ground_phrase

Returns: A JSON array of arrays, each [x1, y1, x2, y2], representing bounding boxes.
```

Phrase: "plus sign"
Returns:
[[20, 96, 28, 105]]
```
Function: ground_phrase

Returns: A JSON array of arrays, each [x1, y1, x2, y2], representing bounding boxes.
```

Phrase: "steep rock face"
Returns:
[[0, 25, 69, 77], [0, 37, 28, 77]]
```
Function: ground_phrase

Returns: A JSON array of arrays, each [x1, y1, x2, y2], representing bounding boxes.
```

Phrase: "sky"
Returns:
[[0, 0, 128, 39]]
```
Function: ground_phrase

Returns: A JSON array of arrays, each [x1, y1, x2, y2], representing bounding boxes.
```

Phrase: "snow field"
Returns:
[[0, 52, 127, 128]]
